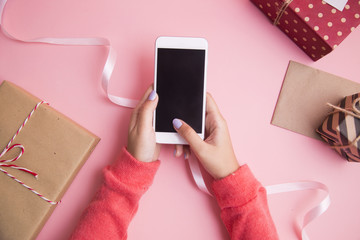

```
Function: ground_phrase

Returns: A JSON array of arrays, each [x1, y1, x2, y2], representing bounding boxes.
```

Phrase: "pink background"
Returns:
[[1, 0, 360, 239]]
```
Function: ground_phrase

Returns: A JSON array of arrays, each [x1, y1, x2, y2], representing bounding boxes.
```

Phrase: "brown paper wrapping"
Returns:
[[317, 93, 360, 162], [0, 81, 100, 240], [271, 61, 360, 140]]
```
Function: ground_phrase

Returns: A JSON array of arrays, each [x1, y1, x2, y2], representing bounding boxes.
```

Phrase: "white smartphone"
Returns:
[[153, 36, 208, 144]]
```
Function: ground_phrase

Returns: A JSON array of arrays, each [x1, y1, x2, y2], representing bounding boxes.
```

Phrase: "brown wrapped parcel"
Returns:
[[317, 93, 360, 162], [0, 81, 100, 240]]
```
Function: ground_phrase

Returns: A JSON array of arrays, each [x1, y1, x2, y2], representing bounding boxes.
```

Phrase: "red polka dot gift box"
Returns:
[[251, 0, 360, 61]]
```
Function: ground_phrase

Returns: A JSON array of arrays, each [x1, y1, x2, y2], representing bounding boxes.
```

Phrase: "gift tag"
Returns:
[[323, 0, 348, 11]]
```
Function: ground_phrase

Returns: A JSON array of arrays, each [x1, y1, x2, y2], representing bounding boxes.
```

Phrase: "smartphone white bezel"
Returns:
[[153, 36, 208, 145]]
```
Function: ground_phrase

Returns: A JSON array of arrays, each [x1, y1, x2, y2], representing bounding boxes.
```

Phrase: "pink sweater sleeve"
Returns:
[[70, 147, 160, 240], [212, 164, 279, 240], [70, 148, 277, 240]]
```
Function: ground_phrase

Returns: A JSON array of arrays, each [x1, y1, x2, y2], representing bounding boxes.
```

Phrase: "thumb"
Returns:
[[172, 118, 205, 154]]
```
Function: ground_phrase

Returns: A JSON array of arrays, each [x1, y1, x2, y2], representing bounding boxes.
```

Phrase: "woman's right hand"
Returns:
[[172, 93, 243, 179]]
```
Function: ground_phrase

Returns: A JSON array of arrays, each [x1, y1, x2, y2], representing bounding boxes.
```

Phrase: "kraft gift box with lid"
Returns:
[[0, 81, 100, 240], [250, 0, 360, 60]]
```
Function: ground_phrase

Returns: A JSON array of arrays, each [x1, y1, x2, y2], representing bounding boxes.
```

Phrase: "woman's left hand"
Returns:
[[127, 85, 160, 162]]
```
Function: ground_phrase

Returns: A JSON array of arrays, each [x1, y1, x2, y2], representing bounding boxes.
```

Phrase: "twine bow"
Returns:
[[0, 144, 38, 177]]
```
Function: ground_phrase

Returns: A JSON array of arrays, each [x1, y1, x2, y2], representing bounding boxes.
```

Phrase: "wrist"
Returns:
[[213, 162, 240, 179], [126, 143, 160, 163]]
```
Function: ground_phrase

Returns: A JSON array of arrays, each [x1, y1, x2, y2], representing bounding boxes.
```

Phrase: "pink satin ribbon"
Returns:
[[0, 0, 139, 108], [0, 0, 331, 237], [188, 154, 331, 240], [187, 154, 212, 195], [266, 181, 330, 240]]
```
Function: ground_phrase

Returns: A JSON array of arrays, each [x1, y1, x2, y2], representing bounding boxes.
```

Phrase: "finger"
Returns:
[[137, 84, 155, 108], [137, 90, 158, 130], [206, 93, 221, 116], [174, 144, 184, 158], [153, 143, 161, 161], [130, 85, 156, 130], [183, 145, 191, 159], [205, 93, 226, 132], [172, 118, 206, 155]]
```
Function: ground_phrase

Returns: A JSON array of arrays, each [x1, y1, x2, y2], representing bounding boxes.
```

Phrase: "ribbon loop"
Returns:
[[0, 0, 137, 205], [265, 181, 330, 240], [327, 97, 360, 120], [0, 0, 138, 109], [0, 143, 38, 177], [0, 164, 38, 178], [0, 143, 24, 162], [187, 155, 330, 240]]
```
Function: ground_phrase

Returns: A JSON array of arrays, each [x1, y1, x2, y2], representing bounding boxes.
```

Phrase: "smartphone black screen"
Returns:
[[155, 48, 205, 133]]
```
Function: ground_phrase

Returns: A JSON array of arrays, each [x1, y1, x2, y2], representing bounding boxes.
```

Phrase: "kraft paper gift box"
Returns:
[[272, 61, 360, 161], [250, 0, 360, 61], [272, 60, 360, 138], [0, 81, 100, 240], [317, 93, 360, 162]]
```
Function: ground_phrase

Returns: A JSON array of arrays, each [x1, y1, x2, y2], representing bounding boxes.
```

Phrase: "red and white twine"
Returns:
[[0, 101, 59, 205]]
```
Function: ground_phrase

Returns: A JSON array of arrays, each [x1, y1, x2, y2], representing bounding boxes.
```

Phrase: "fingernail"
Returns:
[[172, 118, 183, 129], [148, 90, 156, 101]]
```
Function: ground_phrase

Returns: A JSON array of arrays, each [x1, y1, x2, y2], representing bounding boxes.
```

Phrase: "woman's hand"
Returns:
[[172, 93, 243, 179], [127, 86, 160, 162]]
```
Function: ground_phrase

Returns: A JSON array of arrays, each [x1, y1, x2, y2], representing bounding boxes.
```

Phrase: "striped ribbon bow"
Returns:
[[0, 144, 38, 177]]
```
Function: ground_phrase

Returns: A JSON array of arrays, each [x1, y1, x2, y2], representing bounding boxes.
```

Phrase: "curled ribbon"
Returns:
[[187, 155, 331, 240], [0, 101, 59, 205], [0, 0, 142, 205], [265, 181, 330, 240], [0, 0, 139, 108]]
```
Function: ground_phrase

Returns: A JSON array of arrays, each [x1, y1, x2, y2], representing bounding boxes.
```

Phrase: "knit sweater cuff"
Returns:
[[211, 164, 263, 209], [106, 147, 160, 189]]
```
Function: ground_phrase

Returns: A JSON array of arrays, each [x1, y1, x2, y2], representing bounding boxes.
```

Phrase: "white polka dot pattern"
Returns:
[[251, 0, 360, 61]]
